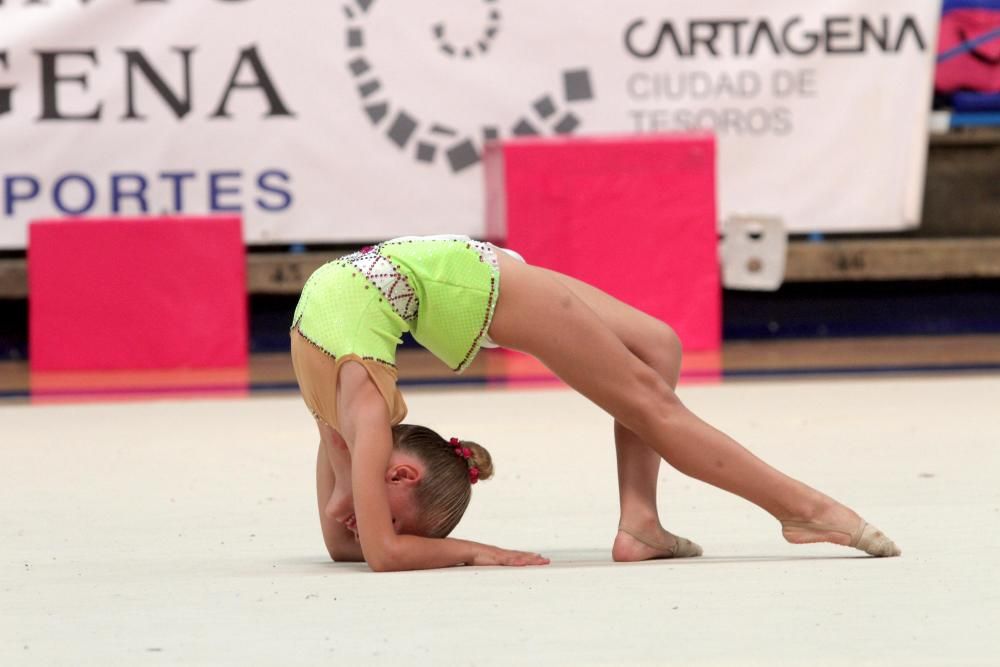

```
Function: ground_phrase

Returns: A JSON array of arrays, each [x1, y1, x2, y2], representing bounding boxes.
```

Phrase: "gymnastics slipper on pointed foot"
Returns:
[[617, 526, 703, 559], [853, 522, 902, 557], [781, 519, 901, 557]]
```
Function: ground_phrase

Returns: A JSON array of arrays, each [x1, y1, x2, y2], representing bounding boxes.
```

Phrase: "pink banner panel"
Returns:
[[28, 216, 247, 371], [486, 135, 720, 351]]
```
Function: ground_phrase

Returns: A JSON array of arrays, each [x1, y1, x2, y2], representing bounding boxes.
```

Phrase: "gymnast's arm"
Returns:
[[338, 361, 548, 572], [315, 437, 364, 562]]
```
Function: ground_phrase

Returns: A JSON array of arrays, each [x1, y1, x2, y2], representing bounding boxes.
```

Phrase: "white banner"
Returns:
[[0, 0, 941, 249]]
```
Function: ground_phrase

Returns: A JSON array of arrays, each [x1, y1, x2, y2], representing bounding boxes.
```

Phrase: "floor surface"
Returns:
[[3, 375, 998, 665]]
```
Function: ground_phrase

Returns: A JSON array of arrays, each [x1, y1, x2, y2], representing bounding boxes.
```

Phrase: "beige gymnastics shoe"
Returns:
[[617, 525, 703, 559], [781, 519, 902, 557]]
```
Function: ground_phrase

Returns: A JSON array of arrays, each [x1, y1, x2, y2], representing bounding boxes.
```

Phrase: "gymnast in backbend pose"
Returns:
[[292, 235, 900, 571]]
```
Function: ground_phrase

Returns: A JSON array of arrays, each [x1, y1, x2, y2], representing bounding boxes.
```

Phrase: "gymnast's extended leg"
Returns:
[[489, 253, 899, 557]]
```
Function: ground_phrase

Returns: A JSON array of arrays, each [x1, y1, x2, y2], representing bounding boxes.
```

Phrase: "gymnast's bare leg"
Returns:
[[488, 252, 900, 558]]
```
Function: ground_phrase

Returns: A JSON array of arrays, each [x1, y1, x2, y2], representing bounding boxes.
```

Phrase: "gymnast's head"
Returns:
[[388, 423, 494, 538]]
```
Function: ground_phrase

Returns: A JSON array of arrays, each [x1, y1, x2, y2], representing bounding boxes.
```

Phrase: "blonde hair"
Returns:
[[391, 424, 494, 538]]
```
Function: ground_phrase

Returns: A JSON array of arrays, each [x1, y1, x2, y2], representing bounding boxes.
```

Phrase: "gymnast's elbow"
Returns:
[[366, 551, 406, 572], [367, 558, 401, 573], [327, 546, 362, 563], [364, 539, 407, 572], [322, 533, 364, 562]]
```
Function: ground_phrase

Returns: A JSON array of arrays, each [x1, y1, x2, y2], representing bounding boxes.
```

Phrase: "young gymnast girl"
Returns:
[[291, 235, 901, 571]]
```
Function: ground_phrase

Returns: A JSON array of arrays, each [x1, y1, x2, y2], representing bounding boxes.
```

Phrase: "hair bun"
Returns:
[[462, 440, 494, 482]]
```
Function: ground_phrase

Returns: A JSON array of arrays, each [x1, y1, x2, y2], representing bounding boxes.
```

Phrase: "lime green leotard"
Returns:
[[292, 235, 501, 374]]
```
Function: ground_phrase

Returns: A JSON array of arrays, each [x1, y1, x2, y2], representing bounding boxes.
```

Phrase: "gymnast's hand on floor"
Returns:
[[470, 545, 550, 567]]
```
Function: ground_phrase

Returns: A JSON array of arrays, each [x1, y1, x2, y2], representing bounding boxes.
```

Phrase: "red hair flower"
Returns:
[[450, 437, 478, 481]]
